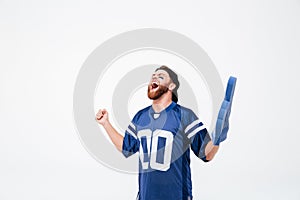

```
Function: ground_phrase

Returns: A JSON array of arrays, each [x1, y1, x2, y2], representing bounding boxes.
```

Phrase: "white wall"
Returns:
[[1, 0, 299, 199]]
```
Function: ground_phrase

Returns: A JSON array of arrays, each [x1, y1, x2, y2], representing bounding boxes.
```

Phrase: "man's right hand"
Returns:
[[95, 109, 123, 152], [95, 109, 109, 126]]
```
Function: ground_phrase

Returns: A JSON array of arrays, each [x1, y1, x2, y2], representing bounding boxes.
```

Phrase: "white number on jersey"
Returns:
[[138, 129, 173, 171]]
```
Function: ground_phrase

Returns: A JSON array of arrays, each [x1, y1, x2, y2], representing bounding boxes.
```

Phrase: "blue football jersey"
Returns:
[[122, 101, 211, 200]]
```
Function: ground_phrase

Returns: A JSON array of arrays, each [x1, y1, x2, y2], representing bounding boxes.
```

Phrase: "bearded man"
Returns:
[[95, 65, 236, 200]]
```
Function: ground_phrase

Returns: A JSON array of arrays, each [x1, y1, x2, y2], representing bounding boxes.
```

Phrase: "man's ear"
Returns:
[[169, 83, 176, 91]]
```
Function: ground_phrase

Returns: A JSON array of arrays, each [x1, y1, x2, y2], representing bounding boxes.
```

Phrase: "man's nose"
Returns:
[[151, 76, 158, 82], [152, 78, 160, 84]]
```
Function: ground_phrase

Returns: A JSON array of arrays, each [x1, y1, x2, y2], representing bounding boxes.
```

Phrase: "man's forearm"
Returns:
[[102, 121, 124, 152], [204, 141, 219, 161]]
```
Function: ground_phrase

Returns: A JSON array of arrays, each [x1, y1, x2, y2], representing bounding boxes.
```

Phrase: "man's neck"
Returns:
[[152, 95, 173, 113]]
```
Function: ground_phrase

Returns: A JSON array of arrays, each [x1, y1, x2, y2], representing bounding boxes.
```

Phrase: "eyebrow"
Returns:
[[152, 73, 167, 76]]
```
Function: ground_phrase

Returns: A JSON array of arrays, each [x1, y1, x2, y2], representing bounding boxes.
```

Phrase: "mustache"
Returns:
[[147, 84, 169, 100]]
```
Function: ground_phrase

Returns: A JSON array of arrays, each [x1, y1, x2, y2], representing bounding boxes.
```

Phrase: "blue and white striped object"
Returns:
[[212, 76, 237, 145]]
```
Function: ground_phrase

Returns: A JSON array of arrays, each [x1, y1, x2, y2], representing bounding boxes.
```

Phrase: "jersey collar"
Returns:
[[150, 101, 176, 115]]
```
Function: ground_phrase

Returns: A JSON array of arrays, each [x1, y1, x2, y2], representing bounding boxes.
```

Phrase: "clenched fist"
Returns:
[[95, 109, 109, 126]]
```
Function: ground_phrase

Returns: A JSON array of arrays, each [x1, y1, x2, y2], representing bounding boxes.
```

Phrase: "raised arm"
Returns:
[[206, 76, 237, 161], [95, 109, 124, 152]]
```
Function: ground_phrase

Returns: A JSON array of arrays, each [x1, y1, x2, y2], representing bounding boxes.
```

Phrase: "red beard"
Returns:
[[147, 84, 169, 100]]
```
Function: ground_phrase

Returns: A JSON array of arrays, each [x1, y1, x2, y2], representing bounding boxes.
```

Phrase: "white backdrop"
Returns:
[[1, 0, 300, 199]]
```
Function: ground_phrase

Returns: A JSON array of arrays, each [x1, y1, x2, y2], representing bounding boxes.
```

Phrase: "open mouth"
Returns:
[[151, 82, 159, 90]]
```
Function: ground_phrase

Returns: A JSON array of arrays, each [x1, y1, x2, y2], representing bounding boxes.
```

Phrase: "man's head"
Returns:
[[147, 65, 180, 103]]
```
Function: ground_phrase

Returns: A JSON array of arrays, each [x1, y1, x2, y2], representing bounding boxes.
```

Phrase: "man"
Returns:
[[95, 65, 234, 200]]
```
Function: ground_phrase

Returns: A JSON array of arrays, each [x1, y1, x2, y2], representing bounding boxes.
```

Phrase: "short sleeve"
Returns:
[[183, 109, 211, 162], [122, 116, 140, 158]]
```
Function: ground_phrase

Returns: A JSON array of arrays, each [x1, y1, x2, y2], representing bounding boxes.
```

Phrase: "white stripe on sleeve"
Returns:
[[129, 122, 136, 131], [185, 119, 201, 133], [127, 128, 137, 139], [187, 125, 207, 139]]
